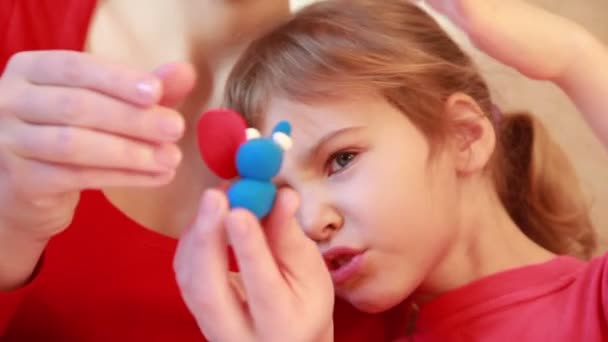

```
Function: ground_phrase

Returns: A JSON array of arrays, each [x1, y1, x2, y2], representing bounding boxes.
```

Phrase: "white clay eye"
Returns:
[[246, 128, 261, 140], [273, 132, 293, 151]]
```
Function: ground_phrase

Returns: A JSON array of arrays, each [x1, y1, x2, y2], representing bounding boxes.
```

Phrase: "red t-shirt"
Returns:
[[0, 1, 394, 341], [404, 254, 608, 341], [3, 2, 608, 342]]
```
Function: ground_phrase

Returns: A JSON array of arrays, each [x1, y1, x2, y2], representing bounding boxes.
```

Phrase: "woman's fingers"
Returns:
[[153, 62, 197, 107], [7, 84, 184, 143], [5, 50, 162, 106], [6, 157, 175, 200], [6, 122, 181, 173]]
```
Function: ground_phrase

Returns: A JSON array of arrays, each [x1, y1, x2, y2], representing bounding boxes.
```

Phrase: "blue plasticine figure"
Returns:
[[197, 108, 292, 220], [227, 122, 292, 218]]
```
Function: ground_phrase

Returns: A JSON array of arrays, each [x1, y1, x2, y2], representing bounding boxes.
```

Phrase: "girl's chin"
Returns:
[[338, 289, 404, 314]]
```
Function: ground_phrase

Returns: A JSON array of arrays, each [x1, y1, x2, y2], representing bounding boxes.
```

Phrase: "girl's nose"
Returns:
[[297, 189, 343, 243]]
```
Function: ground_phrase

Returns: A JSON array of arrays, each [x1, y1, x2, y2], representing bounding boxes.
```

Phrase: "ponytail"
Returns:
[[493, 112, 596, 259]]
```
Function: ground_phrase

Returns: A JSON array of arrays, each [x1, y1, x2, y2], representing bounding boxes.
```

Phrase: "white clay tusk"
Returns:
[[273, 132, 293, 151], [246, 128, 261, 140]]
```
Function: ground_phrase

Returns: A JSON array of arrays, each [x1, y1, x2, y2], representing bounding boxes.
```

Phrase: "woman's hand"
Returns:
[[426, 0, 608, 147], [0, 51, 194, 237], [426, 0, 584, 81], [174, 188, 334, 342], [0, 50, 194, 290]]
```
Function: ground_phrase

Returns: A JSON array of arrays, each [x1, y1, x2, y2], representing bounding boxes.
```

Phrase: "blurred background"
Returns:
[[290, 0, 608, 252]]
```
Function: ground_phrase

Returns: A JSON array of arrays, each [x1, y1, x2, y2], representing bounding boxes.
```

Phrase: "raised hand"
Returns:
[[426, 0, 608, 147], [426, 0, 585, 81], [175, 188, 334, 342]]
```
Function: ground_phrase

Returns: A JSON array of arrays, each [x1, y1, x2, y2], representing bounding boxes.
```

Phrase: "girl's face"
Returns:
[[262, 95, 463, 313]]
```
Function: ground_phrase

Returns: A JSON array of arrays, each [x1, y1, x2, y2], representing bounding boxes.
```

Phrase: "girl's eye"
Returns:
[[327, 151, 358, 175]]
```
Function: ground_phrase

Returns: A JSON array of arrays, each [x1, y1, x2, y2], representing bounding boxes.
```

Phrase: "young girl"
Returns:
[[174, 0, 608, 340]]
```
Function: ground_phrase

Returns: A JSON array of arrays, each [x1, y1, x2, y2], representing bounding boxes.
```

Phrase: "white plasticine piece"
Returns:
[[273, 132, 293, 151], [246, 128, 261, 140]]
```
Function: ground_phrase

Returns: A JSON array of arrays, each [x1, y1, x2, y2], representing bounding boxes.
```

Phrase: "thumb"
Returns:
[[153, 62, 197, 107], [264, 188, 327, 280]]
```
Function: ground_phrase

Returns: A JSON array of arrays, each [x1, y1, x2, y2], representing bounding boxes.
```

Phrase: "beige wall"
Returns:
[[290, 0, 608, 253]]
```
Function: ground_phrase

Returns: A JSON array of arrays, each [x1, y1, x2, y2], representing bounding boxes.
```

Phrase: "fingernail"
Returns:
[[155, 145, 182, 169], [228, 211, 250, 238], [201, 190, 219, 216], [158, 115, 185, 138], [136, 78, 161, 102]]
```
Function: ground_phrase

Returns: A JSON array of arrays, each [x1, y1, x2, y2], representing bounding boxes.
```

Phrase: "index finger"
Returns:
[[225, 209, 289, 318], [174, 190, 250, 341], [5, 50, 162, 107]]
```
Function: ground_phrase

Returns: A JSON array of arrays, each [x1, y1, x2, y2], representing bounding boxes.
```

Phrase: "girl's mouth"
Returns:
[[322, 247, 365, 285]]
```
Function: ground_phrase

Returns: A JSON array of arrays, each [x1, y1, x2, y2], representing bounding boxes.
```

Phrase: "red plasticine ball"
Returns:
[[197, 109, 247, 179]]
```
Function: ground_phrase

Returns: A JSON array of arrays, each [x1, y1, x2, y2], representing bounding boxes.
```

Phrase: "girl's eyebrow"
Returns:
[[306, 126, 366, 161], [273, 125, 366, 186]]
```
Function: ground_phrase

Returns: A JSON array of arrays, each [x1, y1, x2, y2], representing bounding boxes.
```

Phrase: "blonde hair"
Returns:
[[224, 0, 596, 258]]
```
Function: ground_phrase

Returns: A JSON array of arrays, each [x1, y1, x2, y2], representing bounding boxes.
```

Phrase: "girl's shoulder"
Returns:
[[411, 253, 608, 340]]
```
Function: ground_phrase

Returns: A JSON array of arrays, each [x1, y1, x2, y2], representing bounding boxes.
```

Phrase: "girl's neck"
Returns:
[[414, 177, 555, 305]]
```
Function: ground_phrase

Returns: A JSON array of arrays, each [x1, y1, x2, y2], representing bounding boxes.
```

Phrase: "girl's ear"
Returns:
[[444, 93, 496, 176]]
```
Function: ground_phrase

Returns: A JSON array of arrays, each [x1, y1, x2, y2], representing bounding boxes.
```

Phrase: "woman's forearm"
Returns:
[[557, 28, 608, 148]]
